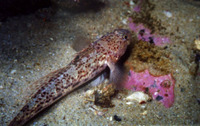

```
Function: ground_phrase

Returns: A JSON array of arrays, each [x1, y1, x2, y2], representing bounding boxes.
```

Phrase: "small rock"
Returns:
[[194, 36, 200, 50], [10, 70, 17, 74], [126, 101, 134, 105], [163, 11, 172, 18], [129, 0, 135, 6], [126, 91, 151, 103], [197, 98, 200, 105], [0, 85, 3, 89], [141, 105, 146, 109], [156, 95, 163, 101], [14, 59, 18, 63], [113, 115, 122, 122], [122, 19, 127, 25], [109, 116, 113, 121], [85, 89, 94, 96], [140, 110, 147, 116]]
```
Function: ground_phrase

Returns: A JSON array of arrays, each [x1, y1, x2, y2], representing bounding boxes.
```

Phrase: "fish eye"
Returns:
[[123, 35, 128, 40]]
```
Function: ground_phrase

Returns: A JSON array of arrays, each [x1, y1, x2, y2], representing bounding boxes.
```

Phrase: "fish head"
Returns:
[[97, 29, 131, 62]]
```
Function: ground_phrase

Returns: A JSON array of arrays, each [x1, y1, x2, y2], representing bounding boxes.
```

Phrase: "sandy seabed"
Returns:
[[0, 0, 200, 125]]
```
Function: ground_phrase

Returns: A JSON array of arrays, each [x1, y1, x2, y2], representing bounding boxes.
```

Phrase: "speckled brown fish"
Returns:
[[8, 29, 130, 126]]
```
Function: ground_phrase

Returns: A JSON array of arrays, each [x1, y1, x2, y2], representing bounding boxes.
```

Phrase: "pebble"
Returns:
[[126, 101, 134, 105], [140, 110, 147, 116], [141, 105, 146, 109], [163, 11, 172, 18], [85, 89, 94, 96], [109, 116, 113, 121], [14, 59, 18, 63], [122, 19, 127, 25], [10, 70, 17, 74], [126, 91, 151, 103], [113, 115, 122, 122], [129, 0, 135, 6], [194, 36, 200, 50], [154, 91, 158, 96], [197, 98, 200, 105]]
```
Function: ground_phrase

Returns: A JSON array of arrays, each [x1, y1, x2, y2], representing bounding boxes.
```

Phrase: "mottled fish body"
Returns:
[[8, 29, 130, 126]]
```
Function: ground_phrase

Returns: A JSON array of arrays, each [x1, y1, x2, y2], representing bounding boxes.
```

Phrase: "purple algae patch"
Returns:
[[128, 18, 172, 46], [124, 69, 175, 108], [133, 5, 141, 12]]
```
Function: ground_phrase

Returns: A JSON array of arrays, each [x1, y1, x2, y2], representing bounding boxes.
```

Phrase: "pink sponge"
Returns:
[[124, 69, 175, 108], [128, 18, 172, 46]]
